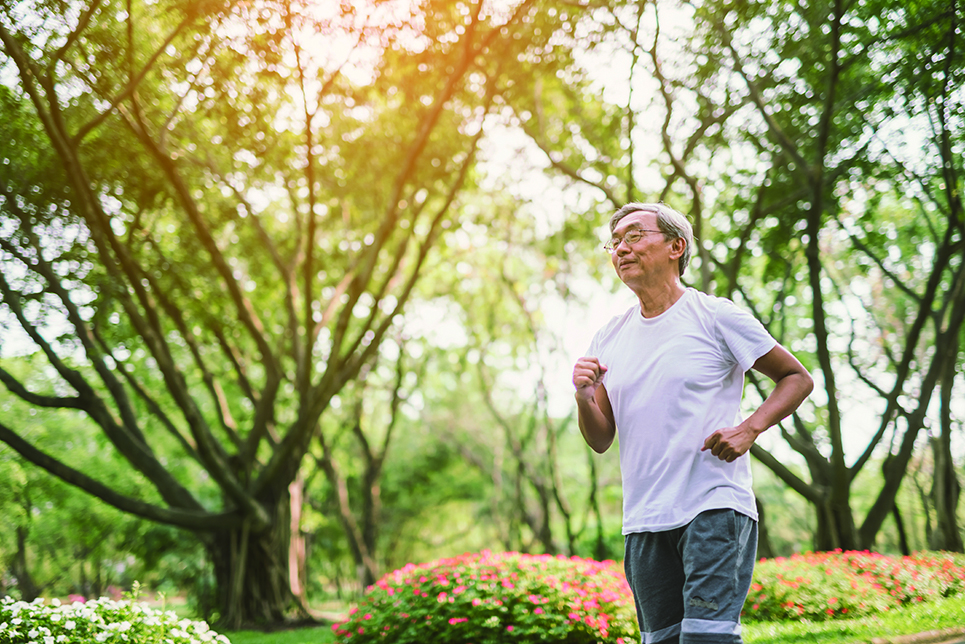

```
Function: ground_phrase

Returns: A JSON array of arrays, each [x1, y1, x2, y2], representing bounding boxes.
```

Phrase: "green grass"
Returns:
[[743, 595, 965, 644], [219, 596, 965, 644], [222, 625, 336, 644]]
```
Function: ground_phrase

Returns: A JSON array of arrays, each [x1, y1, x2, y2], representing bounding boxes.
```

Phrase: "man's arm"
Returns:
[[573, 356, 616, 453], [702, 344, 814, 462]]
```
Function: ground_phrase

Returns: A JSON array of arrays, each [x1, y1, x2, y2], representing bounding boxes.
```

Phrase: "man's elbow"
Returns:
[[579, 425, 614, 454], [798, 369, 815, 400], [589, 438, 613, 454]]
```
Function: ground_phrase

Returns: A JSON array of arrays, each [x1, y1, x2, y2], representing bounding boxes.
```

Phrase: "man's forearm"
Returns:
[[744, 371, 814, 436], [576, 396, 615, 453]]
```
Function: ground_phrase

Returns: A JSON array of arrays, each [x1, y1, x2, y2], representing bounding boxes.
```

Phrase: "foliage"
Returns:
[[0, 593, 229, 644], [743, 550, 965, 622], [328, 549, 965, 643], [503, 0, 965, 554], [0, 362, 204, 601], [0, 0, 592, 625], [331, 551, 638, 643]]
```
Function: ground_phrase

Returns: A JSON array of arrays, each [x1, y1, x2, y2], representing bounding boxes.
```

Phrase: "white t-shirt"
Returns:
[[587, 288, 776, 533]]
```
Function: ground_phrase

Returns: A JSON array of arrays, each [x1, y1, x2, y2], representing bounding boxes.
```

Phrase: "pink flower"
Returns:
[[506, 625, 514, 632], [449, 617, 468, 625]]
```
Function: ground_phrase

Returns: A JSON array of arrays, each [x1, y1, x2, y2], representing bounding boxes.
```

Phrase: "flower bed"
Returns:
[[334, 549, 965, 641], [0, 595, 229, 644], [332, 550, 639, 643], [742, 550, 965, 621]]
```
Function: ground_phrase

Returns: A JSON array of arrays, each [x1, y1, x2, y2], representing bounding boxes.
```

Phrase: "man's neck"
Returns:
[[634, 280, 686, 319]]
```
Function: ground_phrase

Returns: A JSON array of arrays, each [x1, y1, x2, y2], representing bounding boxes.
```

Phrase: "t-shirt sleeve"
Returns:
[[714, 300, 777, 372]]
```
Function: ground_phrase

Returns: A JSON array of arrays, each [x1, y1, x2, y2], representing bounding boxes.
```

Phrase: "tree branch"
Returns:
[[0, 421, 239, 530]]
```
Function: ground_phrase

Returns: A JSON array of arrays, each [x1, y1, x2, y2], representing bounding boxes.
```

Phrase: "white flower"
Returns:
[[64, 620, 76, 630], [50, 614, 61, 622], [44, 636, 55, 644]]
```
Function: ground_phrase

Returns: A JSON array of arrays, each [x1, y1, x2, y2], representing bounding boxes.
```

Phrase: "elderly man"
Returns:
[[572, 202, 813, 644]]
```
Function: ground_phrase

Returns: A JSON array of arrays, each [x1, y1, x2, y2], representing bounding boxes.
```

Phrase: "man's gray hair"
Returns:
[[609, 202, 694, 276]]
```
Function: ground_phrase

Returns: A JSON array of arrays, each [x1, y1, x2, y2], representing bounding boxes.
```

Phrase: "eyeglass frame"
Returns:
[[603, 228, 665, 253]]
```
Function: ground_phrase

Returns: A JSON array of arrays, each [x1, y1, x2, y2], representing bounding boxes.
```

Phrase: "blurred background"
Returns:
[[1, 0, 962, 629]]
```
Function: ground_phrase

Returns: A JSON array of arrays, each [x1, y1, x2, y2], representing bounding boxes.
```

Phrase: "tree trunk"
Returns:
[[289, 476, 309, 605], [930, 328, 964, 552], [813, 493, 859, 551], [892, 503, 910, 556], [202, 487, 298, 629], [11, 526, 40, 602], [755, 498, 776, 559], [930, 446, 963, 552]]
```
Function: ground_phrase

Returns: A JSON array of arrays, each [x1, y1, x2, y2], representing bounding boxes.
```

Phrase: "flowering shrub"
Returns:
[[332, 551, 639, 643], [0, 595, 229, 644], [743, 550, 965, 622]]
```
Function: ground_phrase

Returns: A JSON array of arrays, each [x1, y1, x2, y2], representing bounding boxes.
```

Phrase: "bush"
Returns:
[[0, 593, 229, 644], [742, 550, 965, 622], [332, 551, 639, 643]]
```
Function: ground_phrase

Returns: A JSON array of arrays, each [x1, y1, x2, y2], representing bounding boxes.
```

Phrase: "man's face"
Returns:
[[609, 210, 674, 285]]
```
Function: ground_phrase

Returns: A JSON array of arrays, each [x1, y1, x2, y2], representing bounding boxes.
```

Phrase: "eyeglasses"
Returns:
[[603, 229, 663, 252]]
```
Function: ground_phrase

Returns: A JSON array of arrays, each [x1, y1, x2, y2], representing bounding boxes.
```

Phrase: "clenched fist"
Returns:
[[573, 356, 608, 402]]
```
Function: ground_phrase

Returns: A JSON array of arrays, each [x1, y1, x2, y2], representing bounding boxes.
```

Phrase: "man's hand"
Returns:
[[572, 356, 608, 401], [703, 343, 814, 463], [572, 356, 615, 454], [702, 425, 758, 463]]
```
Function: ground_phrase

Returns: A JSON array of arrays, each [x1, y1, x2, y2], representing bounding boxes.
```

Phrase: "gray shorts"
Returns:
[[624, 509, 757, 644]]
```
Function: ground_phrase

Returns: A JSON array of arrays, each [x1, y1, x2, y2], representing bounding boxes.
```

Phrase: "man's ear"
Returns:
[[669, 237, 686, 259]]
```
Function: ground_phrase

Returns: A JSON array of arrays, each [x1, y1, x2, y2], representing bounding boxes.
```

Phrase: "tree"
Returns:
[[0, 357, 189, 602], [310, 333, 421, 589], [500, 0, 965, 551], [0, 0, 580, 626], [690, 0, 965, 551]]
